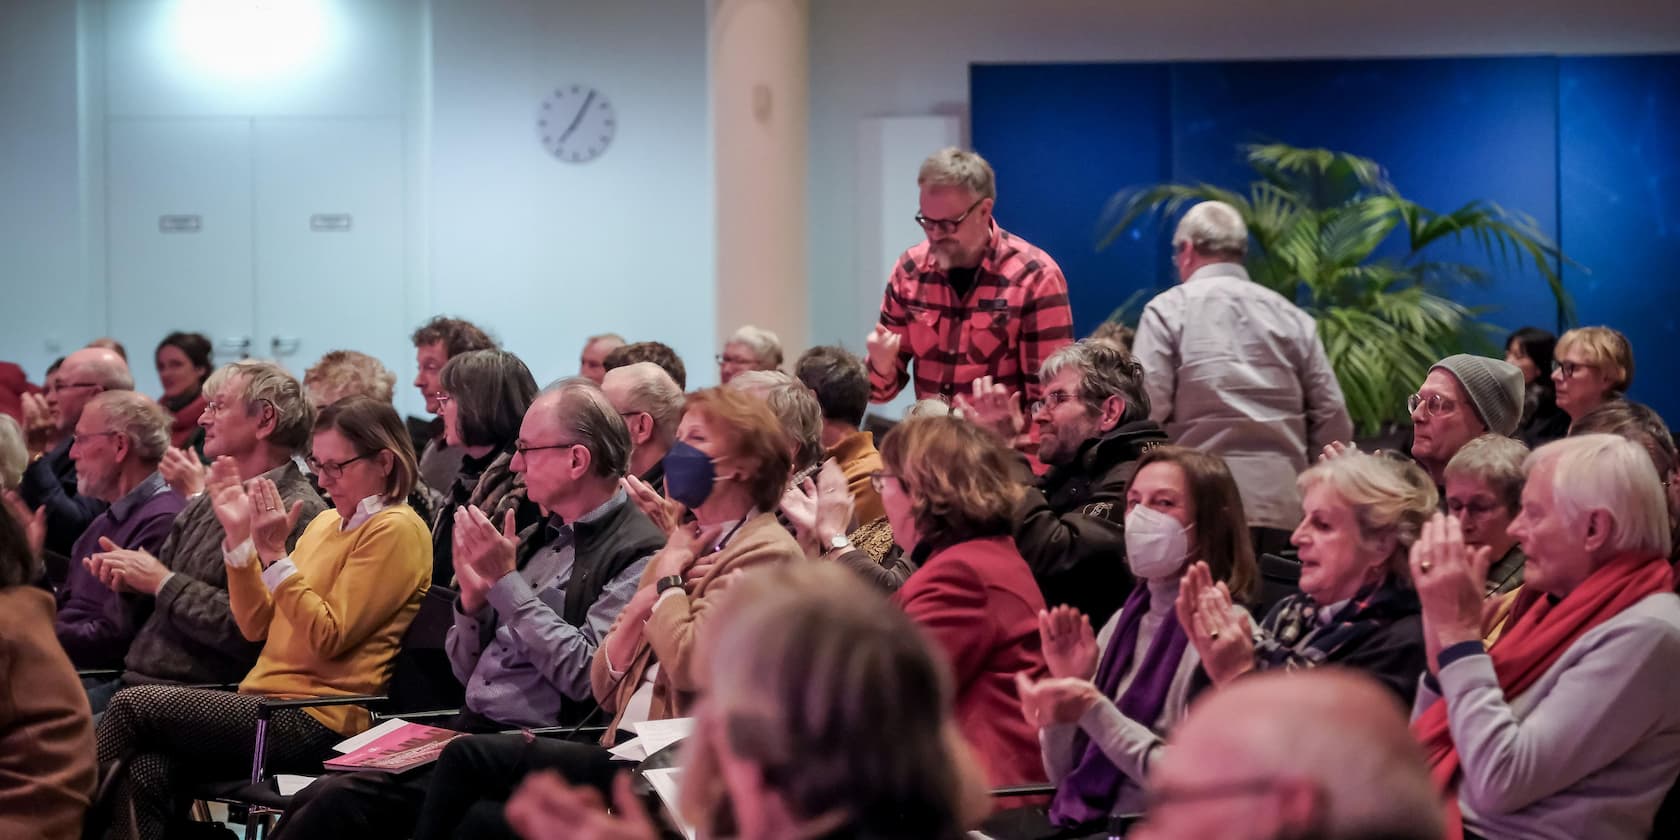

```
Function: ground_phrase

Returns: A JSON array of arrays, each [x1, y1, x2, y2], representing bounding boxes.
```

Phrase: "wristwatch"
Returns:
[[655, 574, 685, 594], [826, 534, 852, 554]]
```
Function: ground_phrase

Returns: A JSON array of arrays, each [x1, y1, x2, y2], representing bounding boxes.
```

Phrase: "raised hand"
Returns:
[[504, 771, 658, 840], [22, 391, 58, 456], [1015, 672, 1103, 730], [622, 474, 685, 536], [1409, 513, 1492, 672], [1038, 605, 1100, 680], [812, 458, 856, 542], [779, 477, 819, 549], [953, 375, 1025, 442], [159, 447, 209, 498], [456, 506, 519, 586], [1318, 441, 1358, 462], [1178, 562, 1256, 687], [3, 491, 45, 558], [865, 324, 903, 374], [249, 478, 305, 564]]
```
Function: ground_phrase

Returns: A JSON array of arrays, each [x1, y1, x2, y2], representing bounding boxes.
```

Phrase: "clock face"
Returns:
[[538, 85, 616, 163]]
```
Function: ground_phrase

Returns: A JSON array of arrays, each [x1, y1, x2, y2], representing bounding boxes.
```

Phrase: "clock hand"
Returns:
[[559, 91, 597, 144]]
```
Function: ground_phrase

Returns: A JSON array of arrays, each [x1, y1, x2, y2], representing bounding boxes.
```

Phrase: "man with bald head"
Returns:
[[14, 346, 133, 557], [599, 361, 683, 489], [1135, 670, 1442, 840]]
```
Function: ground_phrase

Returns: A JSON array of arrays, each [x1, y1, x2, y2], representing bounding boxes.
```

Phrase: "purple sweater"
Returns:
[[55, 472, 184, 669]]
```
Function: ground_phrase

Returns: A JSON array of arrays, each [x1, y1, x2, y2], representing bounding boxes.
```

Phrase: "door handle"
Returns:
[[271, 336, 301, 356], [218, 336, 252, 360]]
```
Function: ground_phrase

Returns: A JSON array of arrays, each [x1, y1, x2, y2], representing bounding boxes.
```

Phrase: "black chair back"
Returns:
[[1255, 551, 1302, 620], [384, 585, 464, 713]]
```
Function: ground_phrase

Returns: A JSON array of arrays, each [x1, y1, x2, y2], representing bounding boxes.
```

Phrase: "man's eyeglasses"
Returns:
[[715, 354, 756, 367], [515, 440, 581, 457], [308, 453, 370, 479], [70, 430, 122, 448], [1553, 360, 1596, 379], [1407, 392, 1460, 417], [914, 198, 984, 234], [56, 382, 104, 394], [1030, 390, 1085, 416]]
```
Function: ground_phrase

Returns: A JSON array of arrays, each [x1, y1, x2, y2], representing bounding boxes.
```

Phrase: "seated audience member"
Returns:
[[268, 380, 665, 840], [1411, 434, 1680, 840], [304, 349, 398, 408], [602, 339, 688, 390], [1571, 399, 1680, 550], [1135, 669, 1443, 840], [153, 331, 212, 449], [427, 349, 541, 585], [1409, 354, 1524, 492], [794, 345, 885, 525], [1088, 320, 1135, 352], [403, 387, 802, 839], [54, 392, 184, 669], [726, 369, 824, 484], [1182, 452, 1433, 703], [879, 415, 1050, 793], [504, 563, 990, 840], [577, 332, 625, 385], [600, 361, 683, 488], [0, 414, 24, 490], [1443, 434, 1529, 598], [0, 502, 96, 840], [17, 346, 131, 557], [0, 359, 38, 425], [966, 339, 1169, 627], [717, 324, 783, 384], [21, 357, 67, 457], [88, 337, 128, 361], [782, 458, 919, 591], [410, 316, 499, 496], [1505, 327, 1569, 448], [94, 397, 431, 840], [1552, 325, 1634, 428], [1003, 447, 1257, 837], [82, 362, 326, 712]]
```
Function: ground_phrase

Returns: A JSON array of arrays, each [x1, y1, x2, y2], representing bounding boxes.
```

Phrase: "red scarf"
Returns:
[[1412, 552, 1675, 839]]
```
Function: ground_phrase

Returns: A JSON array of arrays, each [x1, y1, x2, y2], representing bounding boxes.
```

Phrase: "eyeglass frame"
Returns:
[[1406, 392, 1461, 418], [868, 470, 898, 493], [1552, 359, 1598, 379], [69, 430, 124, 449], [514, 439, 584, 457], [1030, 389, 1091, 417], [308, 452, 371, 479], [715, 352, 758, 367], [913, 197, 985, 234]]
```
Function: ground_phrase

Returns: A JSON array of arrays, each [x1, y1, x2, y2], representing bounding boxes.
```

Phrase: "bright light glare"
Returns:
[[169, 0, 334, 79]]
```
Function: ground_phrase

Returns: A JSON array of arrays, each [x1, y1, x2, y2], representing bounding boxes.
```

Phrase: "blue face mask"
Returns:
[[662, 440, 718, 509]]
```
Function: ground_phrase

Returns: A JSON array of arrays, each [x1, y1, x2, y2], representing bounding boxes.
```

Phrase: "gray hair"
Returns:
[[88, 390, 171, 465], [1530, 434, 1671, 560], [1038, 339, 1150, 425], [441, 349, 538, 447], [584, 332, 626, 350], [304, 349, 397, 406], [728, 370, 824, 472], [726, 325, 784, 369], [907, 399, 953, 419], [1444, 434, 1530, 513], [540, 378, 631, 479], [0, 415, 24, 489], [917, 147, 996, 201], [611, 362, 684, 447], [1298, 452, 1439, 580], [204, 360, 316, 452], [1172, 200, 1249, 259], [64, 347, 134, 391]]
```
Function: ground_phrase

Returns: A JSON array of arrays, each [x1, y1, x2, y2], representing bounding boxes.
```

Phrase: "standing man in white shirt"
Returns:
[[1132, 201, 1353, 555]]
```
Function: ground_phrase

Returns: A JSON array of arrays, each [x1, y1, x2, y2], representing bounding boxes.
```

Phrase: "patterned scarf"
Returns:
[[1255, 575, 1419, 672]]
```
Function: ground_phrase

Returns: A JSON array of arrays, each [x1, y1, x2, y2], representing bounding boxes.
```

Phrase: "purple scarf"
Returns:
[[1048, 584, 1189, 827]]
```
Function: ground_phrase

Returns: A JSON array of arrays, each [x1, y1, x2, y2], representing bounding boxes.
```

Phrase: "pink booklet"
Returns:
[[321, 722, 462, 774]]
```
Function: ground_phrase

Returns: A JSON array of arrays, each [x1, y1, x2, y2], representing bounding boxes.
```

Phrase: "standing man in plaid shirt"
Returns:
[[866, 148, 1075, 406]]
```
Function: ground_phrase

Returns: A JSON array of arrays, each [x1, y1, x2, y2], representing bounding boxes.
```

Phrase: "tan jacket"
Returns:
[[0, 587, 96, 840], [589, 512, 801, 740], [827, 429, 886, 526]]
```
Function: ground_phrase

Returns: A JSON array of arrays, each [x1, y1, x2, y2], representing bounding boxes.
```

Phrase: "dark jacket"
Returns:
[[55, 473, 184, 669], [1012, 420, 1168, 627], [1254, 577, 1426, 704], [430, 444, 541, 586], [120, 461, 326, 687], [19, 439, 108, 560]]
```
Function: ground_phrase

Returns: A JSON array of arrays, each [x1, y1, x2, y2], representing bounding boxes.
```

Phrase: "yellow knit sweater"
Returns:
[[227, 504, 431, 736]]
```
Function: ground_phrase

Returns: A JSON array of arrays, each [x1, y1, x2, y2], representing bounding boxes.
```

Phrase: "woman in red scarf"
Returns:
[[1409, 433, 1680, 840]]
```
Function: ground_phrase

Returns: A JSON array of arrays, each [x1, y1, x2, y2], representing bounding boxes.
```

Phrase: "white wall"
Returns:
[[806, 0, 1680, 350], [428, 0, 714, 389]]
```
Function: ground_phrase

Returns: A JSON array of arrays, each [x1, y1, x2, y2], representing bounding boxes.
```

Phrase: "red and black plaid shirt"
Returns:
[[870, 223, 1075, 403]]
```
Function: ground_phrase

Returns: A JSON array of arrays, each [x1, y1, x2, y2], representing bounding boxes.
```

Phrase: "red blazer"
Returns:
[[893, 535, 1048, 791]]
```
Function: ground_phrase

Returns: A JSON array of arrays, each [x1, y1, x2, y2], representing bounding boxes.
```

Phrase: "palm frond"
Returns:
[[1096, 184, 1250, 251]]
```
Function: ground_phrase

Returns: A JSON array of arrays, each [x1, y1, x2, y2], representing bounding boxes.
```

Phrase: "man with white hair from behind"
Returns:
[[1132, 200, 1353, 558]]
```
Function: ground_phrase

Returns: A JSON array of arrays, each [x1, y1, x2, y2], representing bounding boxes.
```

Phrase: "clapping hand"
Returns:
[[1038, 605, 1099, 680], [3, 491, 45, 558], [1409, 513, 1491, 673], [249, 478, 305, 565], [865, 324, 903, 374], [1175, 561, 1256, 687], [505, 771, 658, 840], [21, 391, 57, 456], [87, 538, 172, 595], [207, 458, 253, 548], [953, 375, 1026, 443], [1015, 672, 1103, 730], [622, 474, 685, 536], [779, 459, 855, 552], [454, 505, 518, 613], [159, 447, 208, 498], [1318, 441, 1358, 462]]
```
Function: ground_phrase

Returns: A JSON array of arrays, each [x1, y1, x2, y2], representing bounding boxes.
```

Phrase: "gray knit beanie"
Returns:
[[1430, 354, 1525, 437]]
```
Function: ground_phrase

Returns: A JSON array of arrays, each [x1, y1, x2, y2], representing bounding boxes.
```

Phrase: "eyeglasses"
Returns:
[[1446, 498, 1507, 519], [56, 382, 104, 393], [308, 453, 370, 479], [70, 430, 122, 448], [868, 471, 897, 492], [1406, 392, 1460, 417], [715, 353, 757, 367], [914, 198, 984, 234], [515, 440, 581, 457], [1030, 390, 1085, 416], [203, 398, 271, 417], [1552, 360, 1597, 379]]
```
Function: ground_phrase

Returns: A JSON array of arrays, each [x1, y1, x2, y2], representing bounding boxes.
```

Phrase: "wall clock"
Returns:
[[539, 84, 616, 163]]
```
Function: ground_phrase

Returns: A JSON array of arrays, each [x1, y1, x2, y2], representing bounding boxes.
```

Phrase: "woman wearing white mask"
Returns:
[[1003, 446, 1257, 838]]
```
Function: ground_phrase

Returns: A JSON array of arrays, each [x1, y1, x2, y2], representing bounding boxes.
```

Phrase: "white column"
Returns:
[[709, 0, 809, 362]]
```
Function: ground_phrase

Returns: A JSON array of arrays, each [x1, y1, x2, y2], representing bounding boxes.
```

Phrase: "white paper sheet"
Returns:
[[607, 736, 647, 762], [275, 775, 317, 796], [330, 717, 409, 754], [630, 717, 695, 756], [642, 767, 695, 840]]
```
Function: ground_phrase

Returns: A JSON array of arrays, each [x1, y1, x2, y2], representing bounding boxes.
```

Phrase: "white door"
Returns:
[[252, 118, 411, 414], [106, 117, 256, 397]]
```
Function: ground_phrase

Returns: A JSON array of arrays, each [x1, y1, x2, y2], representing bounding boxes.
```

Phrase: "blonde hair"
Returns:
[[727, 370, 823, 472], [304, 350, 397, 407], [725, 325, 784, 369], [1556, 326, 1634, 392], [313, 397, 418, 503], [917, 147, 996, 200], [88, 391, 172, 465], [0, 415, 24, 490], [1172, 200, 1249, 258], [1298, 452, 1438, 579], [205, 361, 315, 452], [1529, 434, 1671, 560]]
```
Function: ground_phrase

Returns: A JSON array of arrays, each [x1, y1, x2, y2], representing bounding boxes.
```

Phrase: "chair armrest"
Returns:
[[991, 784, 1058, 798], [257, 694, 388, 716], [77, 668, 124, 681], [373, 707, 460, 724], [522, 724, 611, 742]]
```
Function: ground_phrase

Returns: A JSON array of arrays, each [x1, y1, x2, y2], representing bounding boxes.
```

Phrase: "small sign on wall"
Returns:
[[158, 214, 201, 233], [310, 213, 353, 232]]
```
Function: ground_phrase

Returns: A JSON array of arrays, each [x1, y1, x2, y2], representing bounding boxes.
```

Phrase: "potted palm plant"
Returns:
[[1100, 143, 1573, 436]]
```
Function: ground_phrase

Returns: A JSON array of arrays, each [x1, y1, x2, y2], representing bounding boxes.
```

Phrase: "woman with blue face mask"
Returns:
[[1000, 446, 1258, 838]]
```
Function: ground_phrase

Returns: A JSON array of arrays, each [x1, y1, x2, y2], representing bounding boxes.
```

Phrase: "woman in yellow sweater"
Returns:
[[94, 397, 431, 840]]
